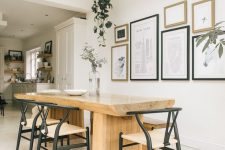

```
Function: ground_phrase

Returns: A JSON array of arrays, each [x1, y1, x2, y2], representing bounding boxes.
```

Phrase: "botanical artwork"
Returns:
[[193, 35, 225, 79], [130, 15, 159, 80], [162, 26, 189, 80], [111, 45, 128, 81], [192, 0, 215, 33], [115, 24, 129, 43]]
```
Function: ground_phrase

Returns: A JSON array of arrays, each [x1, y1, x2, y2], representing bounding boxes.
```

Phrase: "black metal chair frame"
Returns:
[[16, 99, 57, 150], [119, 107, 182, 150], [36, 102, 90, 150]]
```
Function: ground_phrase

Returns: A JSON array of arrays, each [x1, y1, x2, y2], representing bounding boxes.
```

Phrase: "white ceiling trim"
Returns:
[[24, 0, 91, 13]]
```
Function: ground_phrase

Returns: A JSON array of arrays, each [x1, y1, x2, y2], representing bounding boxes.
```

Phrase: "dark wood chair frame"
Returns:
[[119, 107, 182, 150], [16, 99, 55, 150], [36, 102, 90, 150]]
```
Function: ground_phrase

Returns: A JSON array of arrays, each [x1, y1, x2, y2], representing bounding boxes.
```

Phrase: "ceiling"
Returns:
[[0, 0, 85, 39]]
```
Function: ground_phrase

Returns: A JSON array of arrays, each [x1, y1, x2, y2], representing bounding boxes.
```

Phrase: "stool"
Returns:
[[0, 104, 4, 116], [36, 102, 90, 150], [16, 99, 59, 150], [119, 107, 182, 150]]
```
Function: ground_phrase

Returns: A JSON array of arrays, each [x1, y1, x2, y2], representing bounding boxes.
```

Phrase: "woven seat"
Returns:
[[41, 123, 86, 138], [122, 129, 177, 149]]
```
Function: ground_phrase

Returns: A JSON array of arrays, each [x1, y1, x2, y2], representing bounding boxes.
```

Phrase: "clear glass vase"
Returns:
[[89, 71, 100, 96]]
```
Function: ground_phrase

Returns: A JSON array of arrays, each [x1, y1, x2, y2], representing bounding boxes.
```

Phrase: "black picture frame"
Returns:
[[192, 35, 225, 80], [130, 14, 159, 80], [8, 50, 23, 61], [44, 41, 52, 54], [161, 26, 190, 80]]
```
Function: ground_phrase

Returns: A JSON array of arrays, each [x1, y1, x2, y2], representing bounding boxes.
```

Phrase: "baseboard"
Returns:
[[181, 136, 225, 150]]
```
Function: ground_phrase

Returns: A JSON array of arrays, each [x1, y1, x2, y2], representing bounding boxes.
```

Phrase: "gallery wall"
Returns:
[[85, 0, 225, 149]]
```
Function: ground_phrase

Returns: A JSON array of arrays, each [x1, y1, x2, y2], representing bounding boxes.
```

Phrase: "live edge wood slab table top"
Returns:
[[15, 92, 175, 150], [15, 92, 175, 116]]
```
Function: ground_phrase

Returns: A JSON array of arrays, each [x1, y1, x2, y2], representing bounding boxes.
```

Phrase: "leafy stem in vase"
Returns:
[[81, 44, 107, 72]]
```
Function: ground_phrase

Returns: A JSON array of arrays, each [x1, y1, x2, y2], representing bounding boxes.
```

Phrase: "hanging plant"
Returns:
[[92, 0, 113, 47], [196, 21, 225, 58]]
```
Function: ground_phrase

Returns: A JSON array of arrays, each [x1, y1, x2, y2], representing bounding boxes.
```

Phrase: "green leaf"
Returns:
[[105, 21, 112, 28], [219, 44, 223, 58], [215, 21, 225, 27], [202, 39, 210, 53], [196, 35, 208, 47], [93, 26, 97, 33]]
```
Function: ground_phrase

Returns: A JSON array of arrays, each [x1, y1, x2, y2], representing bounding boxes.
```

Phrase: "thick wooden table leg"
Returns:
[[92, 112, 142, 150], [50, 109, 84, 127]]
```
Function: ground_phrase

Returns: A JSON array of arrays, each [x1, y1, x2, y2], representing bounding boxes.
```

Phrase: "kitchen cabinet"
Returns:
[[55, 18, 87, 90], [11, 83, 55, 101]]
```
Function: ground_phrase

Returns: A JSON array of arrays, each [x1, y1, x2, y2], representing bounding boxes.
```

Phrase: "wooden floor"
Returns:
[[0, 102, 194, 150]]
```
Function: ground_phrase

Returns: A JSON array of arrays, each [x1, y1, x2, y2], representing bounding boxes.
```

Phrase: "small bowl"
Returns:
[[64, 89, 87, 96]]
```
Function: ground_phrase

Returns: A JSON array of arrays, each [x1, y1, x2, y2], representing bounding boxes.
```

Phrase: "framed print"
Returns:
[[8, 50, 23, 61], [44, 41, 52, 54], [161, 26, 190, 80], [164, 1, 187, 28], [192, 0, 215, 33], [115, 24, 129, 43], [130, 14, 159, 80], [192, 35, 225, 80], [111, 44, 128, 81]]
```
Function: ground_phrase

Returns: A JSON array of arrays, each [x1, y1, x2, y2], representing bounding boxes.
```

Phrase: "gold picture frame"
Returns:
[[111, 44, 128, 81], [192, 0, 215, 33], [114, 24, 129, 43], [164, 1, 187, 28]]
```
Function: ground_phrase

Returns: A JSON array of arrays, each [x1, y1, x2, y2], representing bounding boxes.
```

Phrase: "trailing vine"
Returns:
[[92, 0, 113, 47]]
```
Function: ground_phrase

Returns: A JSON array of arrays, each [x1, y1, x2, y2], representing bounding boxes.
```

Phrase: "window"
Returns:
[[26, 47, 41, 79]]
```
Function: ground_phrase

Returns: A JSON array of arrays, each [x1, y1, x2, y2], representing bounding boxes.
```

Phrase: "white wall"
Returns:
[[85, 0, 225, 149]]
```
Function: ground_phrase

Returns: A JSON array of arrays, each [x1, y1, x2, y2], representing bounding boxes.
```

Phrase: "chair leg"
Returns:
[[119, 132, 123, 150], [61, 138, 63, 146], [67, 135, 70, 145], [174, 122, 181, 150], [16, 124, 23, 150], [2, 106, 4, 117], [37, 132, 43, 150], [53, 136, 59, 150], [29, 127, 37, 150], [86, 127, 90, 150]]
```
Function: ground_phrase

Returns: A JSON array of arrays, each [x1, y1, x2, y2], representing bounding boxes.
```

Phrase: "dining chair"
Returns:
[[36, 102, 90, 150], [16, 99, 60, 150], [119, 107, 182, 150]]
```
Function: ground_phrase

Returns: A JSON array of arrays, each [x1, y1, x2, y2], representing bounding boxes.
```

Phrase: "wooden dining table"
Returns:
[[15, 92, 175, 150]]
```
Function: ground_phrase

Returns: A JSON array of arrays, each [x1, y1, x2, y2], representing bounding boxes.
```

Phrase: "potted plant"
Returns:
[[91, 0, 113, 47]]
